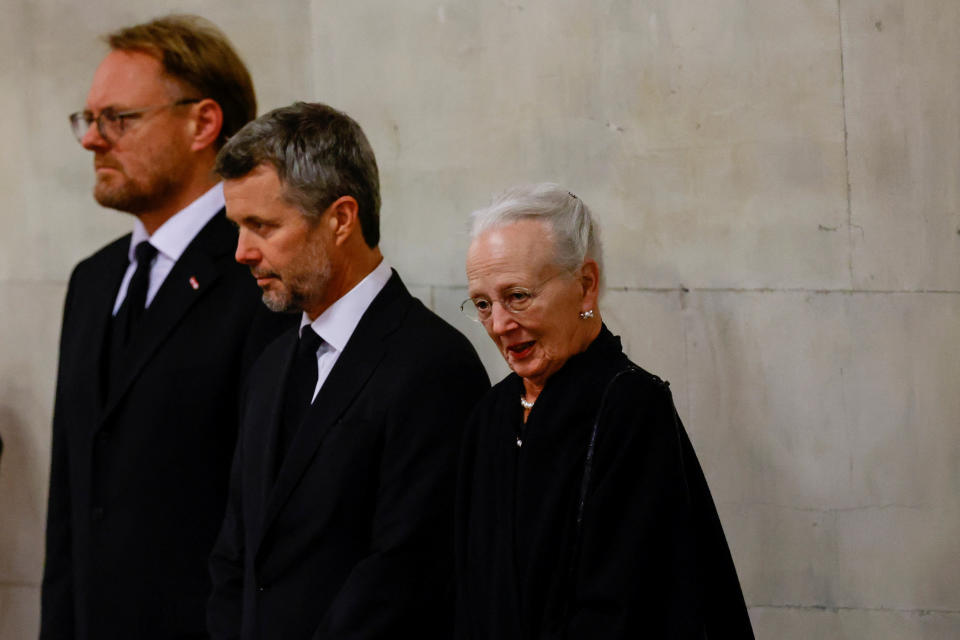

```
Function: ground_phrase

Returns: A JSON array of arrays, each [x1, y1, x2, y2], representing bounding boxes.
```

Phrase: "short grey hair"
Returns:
[[215, 101, 381, 247], [470, 183, 604, 290]]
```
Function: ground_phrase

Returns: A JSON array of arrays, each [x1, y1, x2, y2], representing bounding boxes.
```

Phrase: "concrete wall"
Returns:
[[1, 1, 957, 637]]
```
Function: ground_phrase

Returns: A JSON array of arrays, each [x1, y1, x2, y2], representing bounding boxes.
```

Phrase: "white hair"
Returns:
[[470, 183, 604, 290]]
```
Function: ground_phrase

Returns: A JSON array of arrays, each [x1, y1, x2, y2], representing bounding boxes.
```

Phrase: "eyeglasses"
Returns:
[[460, 271, 569, 323], [68, 98, 201, 143]]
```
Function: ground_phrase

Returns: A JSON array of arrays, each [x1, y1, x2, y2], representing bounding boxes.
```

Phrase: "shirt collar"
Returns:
[[128, 183, 225, 261], [299, 258, 393, 352]]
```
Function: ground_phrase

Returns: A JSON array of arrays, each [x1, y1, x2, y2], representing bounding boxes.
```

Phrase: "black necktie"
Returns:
[[277, 327, 323, 472], [117, 241, 158, 345], [104, 241, 158, 402]]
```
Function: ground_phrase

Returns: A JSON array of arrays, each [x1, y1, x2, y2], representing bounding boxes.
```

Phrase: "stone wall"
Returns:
[[1, 1, 957, 637]]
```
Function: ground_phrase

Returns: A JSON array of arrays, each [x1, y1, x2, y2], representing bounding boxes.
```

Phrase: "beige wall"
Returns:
[[1, 1, 957, 637]]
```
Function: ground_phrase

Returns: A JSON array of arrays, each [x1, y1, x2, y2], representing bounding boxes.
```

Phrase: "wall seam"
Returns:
[[750, 603, 960, 616], [837, 0, 856, 287], [307, 0, 317, 99], [417, 284, 960, 296], [681, 290, 691, 422]]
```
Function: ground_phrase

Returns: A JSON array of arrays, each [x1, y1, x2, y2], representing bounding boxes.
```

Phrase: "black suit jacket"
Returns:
[[41, 211, 293, 640], [208, 271, 490, 640]]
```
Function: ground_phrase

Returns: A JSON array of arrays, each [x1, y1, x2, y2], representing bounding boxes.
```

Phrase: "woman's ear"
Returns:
[[579, 259, 601, 310], [189, 98, 224, 152]]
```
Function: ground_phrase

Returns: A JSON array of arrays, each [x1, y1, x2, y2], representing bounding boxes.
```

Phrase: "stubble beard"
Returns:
[[94, 175, 179, 214], [92, 150, 184, 215], [260, 240, 333, 314]]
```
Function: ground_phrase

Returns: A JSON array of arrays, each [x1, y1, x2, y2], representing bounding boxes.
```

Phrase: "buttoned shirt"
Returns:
[[112, 183, 225, 315]]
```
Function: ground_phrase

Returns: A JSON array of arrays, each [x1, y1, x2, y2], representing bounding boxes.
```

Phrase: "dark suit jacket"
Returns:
[[41, 211, 292, 640], [207, 271, 490, 640]]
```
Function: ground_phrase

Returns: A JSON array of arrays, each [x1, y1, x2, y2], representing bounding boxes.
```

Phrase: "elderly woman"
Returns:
[[455, 184, 753, 639]]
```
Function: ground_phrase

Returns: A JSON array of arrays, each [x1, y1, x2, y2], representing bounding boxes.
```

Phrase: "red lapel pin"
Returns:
[[189, 276, 200, 290]]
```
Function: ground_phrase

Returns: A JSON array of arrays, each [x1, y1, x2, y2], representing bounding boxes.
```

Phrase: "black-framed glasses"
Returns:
[[68, 98, 201, 143], [460, 270, 570, 323]]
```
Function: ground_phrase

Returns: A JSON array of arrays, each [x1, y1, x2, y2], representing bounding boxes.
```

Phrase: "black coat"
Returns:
[[207, 272, 490, 640], [41, 211, 293, 640], [455, 326, 754, 639]]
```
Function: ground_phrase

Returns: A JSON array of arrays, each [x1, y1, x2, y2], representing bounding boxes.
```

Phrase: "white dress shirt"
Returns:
[[299, 258, 393, 402], [112, 183, 225, 315]]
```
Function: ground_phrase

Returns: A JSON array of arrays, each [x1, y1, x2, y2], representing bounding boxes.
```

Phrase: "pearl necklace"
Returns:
[[520, 396, 534, 410]]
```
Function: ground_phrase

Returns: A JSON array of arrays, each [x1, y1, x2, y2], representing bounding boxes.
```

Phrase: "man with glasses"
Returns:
[[206, 102, 490, 639], [42, 15, 290, 639]]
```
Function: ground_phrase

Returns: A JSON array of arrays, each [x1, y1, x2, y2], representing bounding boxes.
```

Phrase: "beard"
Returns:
[[92, 152, 183, 214], [258, 239, 333, 314]]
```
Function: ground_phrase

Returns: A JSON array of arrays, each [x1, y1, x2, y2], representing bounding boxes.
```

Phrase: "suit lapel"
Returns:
[[83, 239, 131, 415], [256, 273, 412, 550], [238, 329, 298, 551], [101, 211, 236, 425], [260, 331, 298, 502]]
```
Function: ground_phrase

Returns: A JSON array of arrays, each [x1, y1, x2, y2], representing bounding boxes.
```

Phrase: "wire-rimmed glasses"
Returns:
[[68, 98, 201, 143], [460, 270, 569, 323]]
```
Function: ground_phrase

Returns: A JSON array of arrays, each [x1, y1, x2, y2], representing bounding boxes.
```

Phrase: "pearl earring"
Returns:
[[579, 309, 595, 320]]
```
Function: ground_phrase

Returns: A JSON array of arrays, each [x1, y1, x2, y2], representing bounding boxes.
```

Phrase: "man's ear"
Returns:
[[189, 98, 224, 152], [325, 196, 361, 246]]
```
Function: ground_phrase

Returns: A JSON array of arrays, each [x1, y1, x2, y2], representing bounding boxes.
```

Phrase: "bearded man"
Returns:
[[42, 16, 290, 639], [207, 101, 490, 639]]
